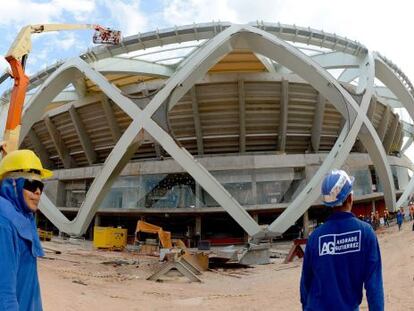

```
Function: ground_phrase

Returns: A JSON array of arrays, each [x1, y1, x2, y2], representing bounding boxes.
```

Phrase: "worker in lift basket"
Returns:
[[0, 150, 53, 310], [300, 170, 384, 311]]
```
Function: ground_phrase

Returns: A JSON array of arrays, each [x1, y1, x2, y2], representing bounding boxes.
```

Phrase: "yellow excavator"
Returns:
[[135, 220, 187, 249], [135, 220, 208, 271], [0, 23, 121, 156]]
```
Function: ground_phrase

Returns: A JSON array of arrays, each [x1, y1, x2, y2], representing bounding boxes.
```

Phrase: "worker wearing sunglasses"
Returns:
[[0, 149, 52, 311]]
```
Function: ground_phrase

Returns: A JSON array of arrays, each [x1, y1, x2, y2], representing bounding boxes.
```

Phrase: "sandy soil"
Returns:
[[39, 221, 414, 311]]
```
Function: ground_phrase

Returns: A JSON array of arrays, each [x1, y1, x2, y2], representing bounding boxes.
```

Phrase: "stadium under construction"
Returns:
[[2, 22, 414, 245]]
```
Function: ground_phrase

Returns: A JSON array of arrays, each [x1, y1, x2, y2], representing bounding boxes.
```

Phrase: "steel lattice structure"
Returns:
[[1, 22, 413, 240]]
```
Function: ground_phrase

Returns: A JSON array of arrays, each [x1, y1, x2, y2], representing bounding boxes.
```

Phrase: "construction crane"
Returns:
[[0, 24, 122, 156]]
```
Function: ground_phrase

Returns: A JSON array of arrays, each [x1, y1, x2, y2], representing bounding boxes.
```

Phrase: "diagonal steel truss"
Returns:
[[20, 24, 414, 239]]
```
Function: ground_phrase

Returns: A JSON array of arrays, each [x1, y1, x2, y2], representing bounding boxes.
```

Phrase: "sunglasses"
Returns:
[[23, 179, 44, 193]]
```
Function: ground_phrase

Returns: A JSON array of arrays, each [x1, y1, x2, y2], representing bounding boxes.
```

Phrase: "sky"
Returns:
[[0, 0, 413, 157]]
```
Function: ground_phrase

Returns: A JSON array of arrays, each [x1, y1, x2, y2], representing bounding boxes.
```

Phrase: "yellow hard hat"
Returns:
[[0, 149, 53, 180]]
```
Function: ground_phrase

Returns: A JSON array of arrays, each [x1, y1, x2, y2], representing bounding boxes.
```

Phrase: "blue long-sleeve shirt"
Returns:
[[300, 211, 384, 311], [396, 212, 403, 225], [0, 178, 44, 311]]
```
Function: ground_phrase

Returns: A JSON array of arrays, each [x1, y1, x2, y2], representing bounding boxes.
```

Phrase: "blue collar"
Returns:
[[327, 211, 355, 221], [0, 178, 44, 257]]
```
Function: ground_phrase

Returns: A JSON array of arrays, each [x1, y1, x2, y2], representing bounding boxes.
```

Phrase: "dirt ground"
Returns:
[[39, 221, 414, 311]]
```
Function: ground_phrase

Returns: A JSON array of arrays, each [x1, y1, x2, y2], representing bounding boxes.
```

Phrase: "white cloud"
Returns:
[[101, 0, 148, 36], [162, 0, 238, 25], [0, 0, 96, 28]]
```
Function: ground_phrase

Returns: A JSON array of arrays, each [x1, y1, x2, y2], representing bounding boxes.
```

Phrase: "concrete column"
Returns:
[[311, 92, 326, 152], [303, 210, 310, 238], [278, 79, 289, 152], [28, 129, 53, 168], [378, 106, 390, 142], [44, 115, 76, 168], [190, 86, 204, 155], [251, 170, 257, 205], [137, 176, 145, 208], [372, 200, 376, 213], [194, 216, 202, 247], [195, 216, 202, 236], [238, 80, 246, 153]]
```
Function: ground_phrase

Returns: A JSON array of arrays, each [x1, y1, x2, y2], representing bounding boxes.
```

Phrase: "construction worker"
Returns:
[[300, 170, 384, 311], [0, 149, 52, 310], [396, 209, 404, 231]]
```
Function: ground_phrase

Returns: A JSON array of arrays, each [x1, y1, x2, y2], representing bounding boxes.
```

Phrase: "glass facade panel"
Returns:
[[93, 167, 307, 209], [349, 168, 372, 196], [64, 163, 414, 210]]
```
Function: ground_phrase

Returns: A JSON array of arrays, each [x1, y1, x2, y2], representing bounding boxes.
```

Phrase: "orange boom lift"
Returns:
[[0, 24, 121, 156]]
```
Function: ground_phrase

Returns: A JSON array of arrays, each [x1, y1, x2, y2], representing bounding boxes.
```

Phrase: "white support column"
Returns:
[[357, 97, 378, 153], [43, 115, 76, 169], [68, 105, 97, 165]]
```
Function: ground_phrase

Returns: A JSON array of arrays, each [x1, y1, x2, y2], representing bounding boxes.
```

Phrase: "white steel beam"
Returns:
[[311, 51, 361, 69], [92, 57, 174, 77], [338, 68, 359, 83]]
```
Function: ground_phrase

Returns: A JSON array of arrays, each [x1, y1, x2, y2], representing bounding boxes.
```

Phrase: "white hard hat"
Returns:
[[321, 170, 354, 207]]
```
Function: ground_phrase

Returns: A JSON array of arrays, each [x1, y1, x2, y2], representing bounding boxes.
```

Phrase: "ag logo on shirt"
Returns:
[[318, 230, 361, 256]]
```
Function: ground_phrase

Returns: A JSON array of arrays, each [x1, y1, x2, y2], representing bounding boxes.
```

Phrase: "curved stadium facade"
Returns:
[[2, 22, 414, 243]]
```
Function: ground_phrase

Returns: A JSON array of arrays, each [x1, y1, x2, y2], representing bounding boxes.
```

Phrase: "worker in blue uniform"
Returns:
[[0, 149, 53, 311], [300, 170, 384, 311]]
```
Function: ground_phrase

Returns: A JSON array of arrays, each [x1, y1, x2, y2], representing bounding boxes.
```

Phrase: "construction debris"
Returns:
[[147, 257, 202, 283]]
